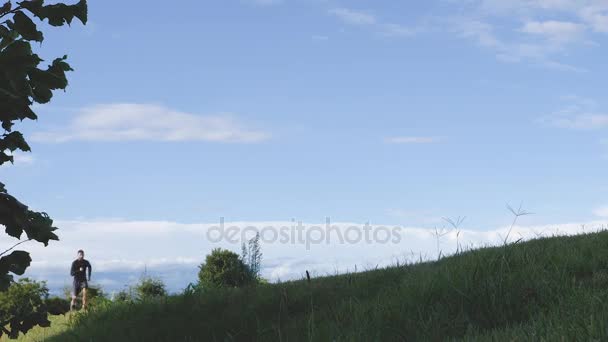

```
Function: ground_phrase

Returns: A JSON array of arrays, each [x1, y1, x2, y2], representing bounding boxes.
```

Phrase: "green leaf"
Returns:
[[31, 84, 51, 103], [0, 25, 11, 38], [0, 273, 13, 291], [19, 0, 88, 26], [29, 66, 68, 90], [0, 193, 27, 238], [22, 104, 37, 120], [0, 131, 31, 152], [74, 0, 87, 24], [0, 2, 12, 15], [18, 0, 43, 15], [0, 251, 31, 276], [22, 210, 58, 244], [1, 120, 14, 131], [0, 151, 14, 165], [13, 11, 44, 42], [0, 39, 33, 61], [0, 86, 19, 99], [49, 55, 73, 72], [0, 23, 19, 50]]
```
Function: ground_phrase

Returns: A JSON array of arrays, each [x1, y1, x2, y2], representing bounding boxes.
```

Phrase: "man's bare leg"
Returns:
[[82, 288, 87, 310], [70, 294, 77, 311]]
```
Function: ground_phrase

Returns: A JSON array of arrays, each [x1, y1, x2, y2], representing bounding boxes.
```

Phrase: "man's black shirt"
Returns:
[[70, 259, 91, 282]]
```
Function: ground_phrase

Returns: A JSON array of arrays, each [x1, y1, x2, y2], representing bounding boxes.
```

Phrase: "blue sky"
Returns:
[[3, 0, 608, 294]]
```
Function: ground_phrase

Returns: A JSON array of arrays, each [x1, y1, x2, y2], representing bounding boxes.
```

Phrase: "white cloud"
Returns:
[[8, 216, 606, 295], [32, 103, 270, 143], [328, 7, 419, 39], [594, 206, 608, 218], [447, 0, 608, 70], [475, 0, 581, 14], [550, 114, 608, 129], [452, 17, 587, 70], [384, 136, 440, 144], [329, 8, 376, 25], [520, 20, 585, 42], [456, 20, 504, 49], [580, 5, 608, 32], [472, 0, 608, 33], [9, 152, 35, 165]]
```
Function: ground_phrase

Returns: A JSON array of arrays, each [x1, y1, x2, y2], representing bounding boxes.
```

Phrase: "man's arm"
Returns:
[[86, 261, 92, 281], [70, 261, 76, 276]]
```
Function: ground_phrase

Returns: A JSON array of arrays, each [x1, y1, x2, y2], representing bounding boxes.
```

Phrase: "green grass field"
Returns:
[[7, 230, 608, 341]]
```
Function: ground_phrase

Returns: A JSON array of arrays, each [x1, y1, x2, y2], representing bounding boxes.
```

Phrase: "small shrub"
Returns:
[[113, 288, 133, 302], [198, 248, 254, 288], [134, 276, 167, 300], [45, 297, 70, 315]]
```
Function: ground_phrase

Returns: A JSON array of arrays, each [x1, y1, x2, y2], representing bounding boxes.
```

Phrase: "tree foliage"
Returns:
[[0, 0, 87, 338], [134, 276, 167, 301], [198, 248, 254, 288], [0, 278, 58, 339]]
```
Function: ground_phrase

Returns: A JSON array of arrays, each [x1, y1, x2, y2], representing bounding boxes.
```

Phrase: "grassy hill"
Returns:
[[9, 230, 608, 341]]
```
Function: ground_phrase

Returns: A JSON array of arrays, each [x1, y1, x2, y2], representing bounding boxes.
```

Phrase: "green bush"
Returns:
[[198, 248, 254, 288], [134, 276, 167, 300], [45, 297, 70, 315], [113, 288, 133, 302], [0, 278, 51, 338]]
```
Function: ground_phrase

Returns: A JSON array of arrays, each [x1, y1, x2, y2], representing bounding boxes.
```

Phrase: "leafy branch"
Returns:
[[0, 0, 87, 338], [0, 238, 31, 257]]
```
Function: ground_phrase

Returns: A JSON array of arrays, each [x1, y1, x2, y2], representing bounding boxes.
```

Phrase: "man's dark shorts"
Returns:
[[72, 279, 88, 296]]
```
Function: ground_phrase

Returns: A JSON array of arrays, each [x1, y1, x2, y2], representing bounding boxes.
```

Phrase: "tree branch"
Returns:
[[0, 238, 32, 257], [0, 6, 24, 21]]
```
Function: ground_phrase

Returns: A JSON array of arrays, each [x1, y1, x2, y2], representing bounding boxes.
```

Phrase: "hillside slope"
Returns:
[[46, 230, 608, 341]]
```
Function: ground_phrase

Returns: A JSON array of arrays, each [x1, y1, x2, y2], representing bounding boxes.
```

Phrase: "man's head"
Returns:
[[77, 250, 84, 260]]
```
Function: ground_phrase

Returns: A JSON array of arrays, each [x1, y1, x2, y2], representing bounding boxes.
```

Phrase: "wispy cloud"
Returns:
[[580, 4, 608, 32], [32, 103, 270, 143], [384, 136, 440, 144], [329, 7, 419, 38], [10, 152, 35, 165], [447, 0, 608, 71], [329, 8, 377, 26], [478, 0, 608, 33], [452, 17, 588, 71], [540, 96, 608, 129], [550, 114, 608, 129], [520, 20, 585, 42]]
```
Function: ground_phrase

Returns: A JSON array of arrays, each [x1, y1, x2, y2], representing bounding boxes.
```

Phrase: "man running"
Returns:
[[70, 249, 92, 310]]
